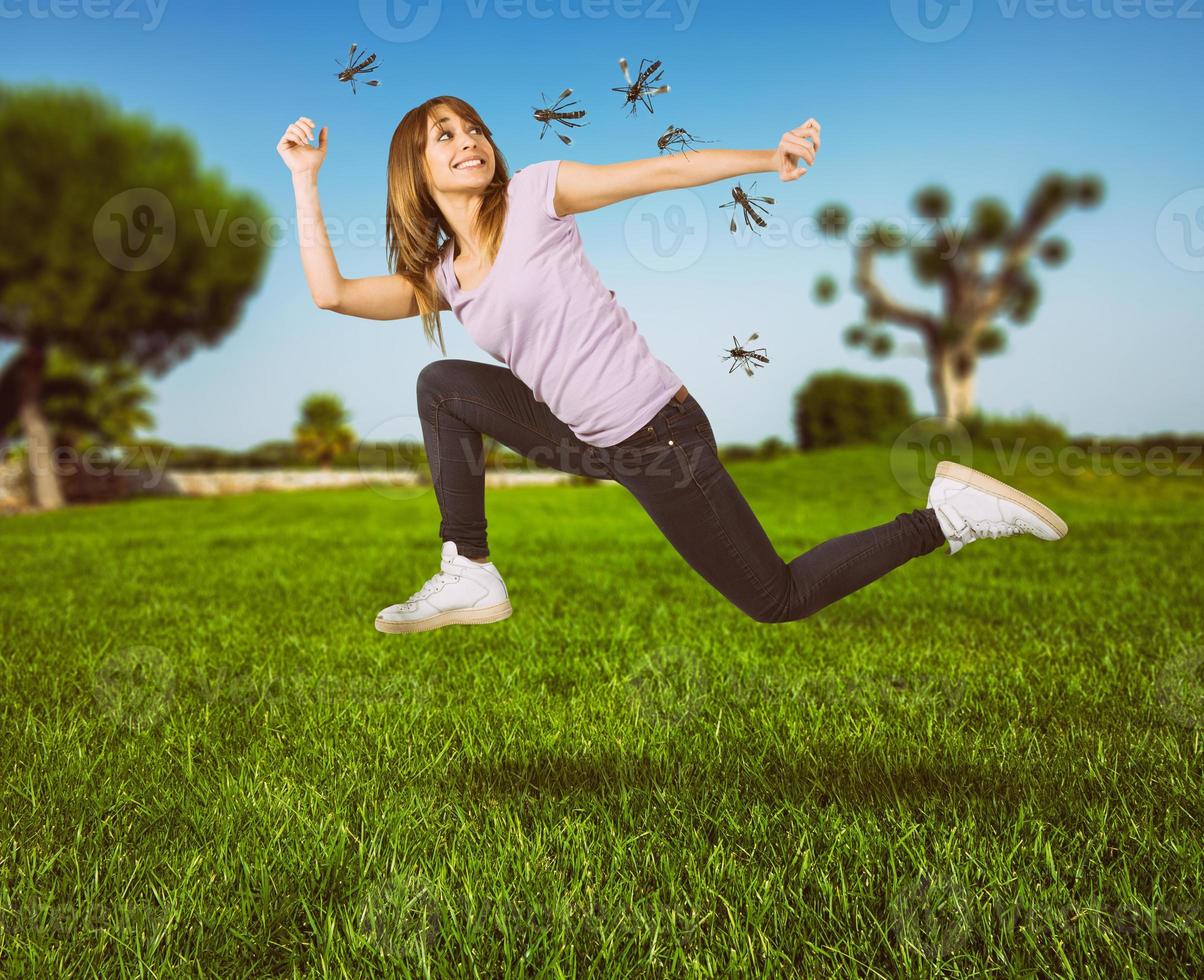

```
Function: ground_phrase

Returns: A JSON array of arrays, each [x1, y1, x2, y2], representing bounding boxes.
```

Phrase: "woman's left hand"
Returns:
[[772, 119, 821, 182]]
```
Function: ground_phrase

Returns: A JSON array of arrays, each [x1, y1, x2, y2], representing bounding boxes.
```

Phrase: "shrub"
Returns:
[[960, 410, 1069, 451], [795, 371, 913, 450]]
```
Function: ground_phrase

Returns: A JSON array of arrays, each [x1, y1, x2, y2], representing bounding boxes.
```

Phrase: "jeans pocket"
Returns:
[[614, 423, 660, 452], [695, 420, 718, 456]]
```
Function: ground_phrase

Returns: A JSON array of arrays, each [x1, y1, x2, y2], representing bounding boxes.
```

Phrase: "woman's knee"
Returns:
[[416, 359, 469, 405], [747, 604, 791, 625], [743, 582, 815, 624]]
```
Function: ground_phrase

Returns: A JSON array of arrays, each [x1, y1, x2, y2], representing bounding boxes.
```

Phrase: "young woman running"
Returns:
[[275, 97, 1068, 634]]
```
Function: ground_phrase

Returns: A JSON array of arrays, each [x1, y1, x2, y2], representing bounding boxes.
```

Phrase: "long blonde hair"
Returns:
[[384, 96, 511, 355]]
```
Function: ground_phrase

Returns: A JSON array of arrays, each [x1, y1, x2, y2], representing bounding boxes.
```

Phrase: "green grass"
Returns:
[[2, 446, 1202, 977]]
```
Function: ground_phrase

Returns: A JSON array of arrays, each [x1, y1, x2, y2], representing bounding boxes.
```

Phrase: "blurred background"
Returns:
[[2, 0, 1200, 511]]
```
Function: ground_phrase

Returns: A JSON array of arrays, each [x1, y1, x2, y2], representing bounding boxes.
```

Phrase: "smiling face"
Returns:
[[425, 109, 495, 193]]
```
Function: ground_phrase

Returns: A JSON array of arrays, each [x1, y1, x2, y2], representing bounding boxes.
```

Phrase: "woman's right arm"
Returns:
[[278, 116, 449, 320]]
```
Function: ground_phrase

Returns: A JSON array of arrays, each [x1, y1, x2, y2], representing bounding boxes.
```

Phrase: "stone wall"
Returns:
[[0, 460, 573, 514]]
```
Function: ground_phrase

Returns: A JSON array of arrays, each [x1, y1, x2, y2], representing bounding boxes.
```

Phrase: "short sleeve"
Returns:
[[513, 160, 564, 221], [543, 159, 563, 220], [520, 159, 562, 221]]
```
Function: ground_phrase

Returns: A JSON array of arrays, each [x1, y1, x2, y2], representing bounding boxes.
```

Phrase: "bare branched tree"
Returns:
[[812, 171, 1104, 421]]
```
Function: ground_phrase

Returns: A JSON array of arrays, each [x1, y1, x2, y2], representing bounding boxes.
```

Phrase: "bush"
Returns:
[[757, 435, 793, 459], [719, 436, 794, 464], [960, 410, 1069, 450], [795, 371, 913, 450]]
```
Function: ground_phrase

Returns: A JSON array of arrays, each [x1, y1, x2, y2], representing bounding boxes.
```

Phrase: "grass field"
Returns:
[[2, 446, 1202, 977]]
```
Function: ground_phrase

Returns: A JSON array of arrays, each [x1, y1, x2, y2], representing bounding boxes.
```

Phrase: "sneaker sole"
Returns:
[[374, 599, 513, 634], [935, 461, 1069, 538]]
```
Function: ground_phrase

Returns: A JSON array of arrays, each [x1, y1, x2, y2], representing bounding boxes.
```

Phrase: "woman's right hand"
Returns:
[[277, 116, 327, 176]]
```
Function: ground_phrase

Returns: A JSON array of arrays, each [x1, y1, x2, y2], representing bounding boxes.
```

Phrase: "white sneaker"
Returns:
[[375, 541, 513, 633], [927, 461, 1068, 555]]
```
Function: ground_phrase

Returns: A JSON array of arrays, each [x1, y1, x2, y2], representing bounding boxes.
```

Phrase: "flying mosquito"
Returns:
[[334, 43, 381, 95], [721, 333, 770, 377], [719, 181, 776, 236], [611, 57, 670, 116], [656, 124, 718, 156], [532, 88, 588, 145]]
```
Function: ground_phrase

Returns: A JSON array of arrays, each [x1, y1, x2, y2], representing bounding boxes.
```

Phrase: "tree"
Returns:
[[0, 346, 154, 457], [294, 393, 354, 470], [810, 171, 1104, 422], [0, 83, 271, 509]]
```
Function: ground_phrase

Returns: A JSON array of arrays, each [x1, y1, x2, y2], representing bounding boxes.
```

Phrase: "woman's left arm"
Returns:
[[553, 119, 821, 217]]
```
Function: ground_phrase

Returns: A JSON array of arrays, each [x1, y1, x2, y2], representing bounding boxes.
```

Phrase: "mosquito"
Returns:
[[532, 88, 588, 145], [719, 181, 775, 236], [334, 42, 381, 95], [611, 57, 670, 116], [721, 332, 770, 377], [656, 124, 718, 156]]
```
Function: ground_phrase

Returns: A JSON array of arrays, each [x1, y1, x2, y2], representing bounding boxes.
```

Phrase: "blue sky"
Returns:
[[2, 0, 1201, 448]]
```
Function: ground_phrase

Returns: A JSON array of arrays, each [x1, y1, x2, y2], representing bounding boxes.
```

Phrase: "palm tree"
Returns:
[[1, 346, 154, 460], [294, 393, 354, 470]]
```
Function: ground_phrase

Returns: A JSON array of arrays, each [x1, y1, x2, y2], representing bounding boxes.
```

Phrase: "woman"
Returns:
[[275, 97, 1068, 634]]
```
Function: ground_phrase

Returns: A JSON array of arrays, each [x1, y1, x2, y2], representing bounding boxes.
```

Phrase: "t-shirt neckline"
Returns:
[[443, 183, 517, 297], [446, 239, 498, 296]]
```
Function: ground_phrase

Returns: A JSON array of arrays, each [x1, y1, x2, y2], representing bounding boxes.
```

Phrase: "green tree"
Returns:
[[0, 346, 154, 456], [0, 83, 270, 509], [811, 171, 1104, 422], [295, 393, 354, 470]]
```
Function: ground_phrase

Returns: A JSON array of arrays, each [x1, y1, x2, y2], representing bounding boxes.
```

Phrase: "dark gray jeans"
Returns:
[[416, 358, 946, 623]]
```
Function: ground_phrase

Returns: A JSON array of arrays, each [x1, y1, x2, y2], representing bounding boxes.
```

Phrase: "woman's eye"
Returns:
[[438, 126, 482, 141]]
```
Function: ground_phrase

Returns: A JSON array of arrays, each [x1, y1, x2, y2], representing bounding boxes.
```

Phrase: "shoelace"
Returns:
[[962, 518, 1030, 540], [399, 566, 463, 609], [940, 502, 1033, 542]]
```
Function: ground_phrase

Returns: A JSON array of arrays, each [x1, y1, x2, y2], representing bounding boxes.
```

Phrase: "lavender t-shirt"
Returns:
[[435, 159, 684, 448]]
